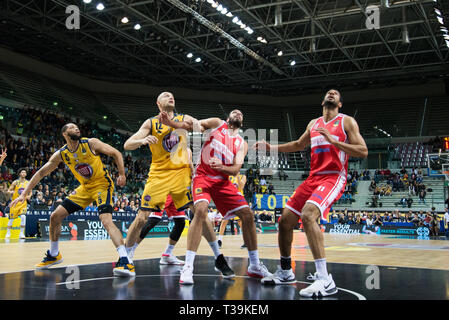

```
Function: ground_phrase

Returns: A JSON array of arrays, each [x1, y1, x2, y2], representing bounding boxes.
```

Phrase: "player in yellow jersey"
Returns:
[[123, 92, 234, 277], [6, 168, 31, 239], [217, 173, 247, 248], [10, 123, 135, 276]]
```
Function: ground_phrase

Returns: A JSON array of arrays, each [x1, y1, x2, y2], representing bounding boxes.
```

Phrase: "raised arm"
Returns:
[[123, 119, 157, 151], [159, 112, 221, 133], [9, 151, 62, 206], [253, 119, 316, 153], [88, 138, 126, 187]]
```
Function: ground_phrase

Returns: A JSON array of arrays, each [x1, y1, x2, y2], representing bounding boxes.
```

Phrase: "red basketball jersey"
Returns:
[[309, 113, 348, 177], [195, 121, 244, 179]]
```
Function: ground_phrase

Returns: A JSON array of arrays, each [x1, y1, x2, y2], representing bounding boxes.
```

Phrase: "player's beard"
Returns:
[[68, 133, 81, 141], [322, 99, 339, 109], [228, 117, 242, 129]]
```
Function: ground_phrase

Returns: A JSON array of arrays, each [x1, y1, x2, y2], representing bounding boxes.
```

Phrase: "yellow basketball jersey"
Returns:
[[59, 138, 112, 187], [149, 113, 189, 172], [11, 179, 29, 206], [229, 174, 245, 194]]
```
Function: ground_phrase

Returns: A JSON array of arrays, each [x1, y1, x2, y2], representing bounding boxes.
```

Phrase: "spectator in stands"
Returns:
[[369, 179, 376, 192], [258, 210, 268, 222], [406, 196, 413, 208], [32, 191, 48, 210], [338, 213, 346, 224], [0, 183, 8, 214], [444, 208, 449, 234], [268, 183, 275, 195], [418, 188, 427, 204], [400, 167, 407, 176], [429, 213, 439, 236], [395, 195, 407, 208], [346, 213, 355, 225], [365, 213, 373, 227], [85, 203, 97, 212], [265, 212, 273, 223], [411, 213, 421, 226], [445, 197, 449, 209], [355, 214, 363, 225], [373, 214, 383, 227]]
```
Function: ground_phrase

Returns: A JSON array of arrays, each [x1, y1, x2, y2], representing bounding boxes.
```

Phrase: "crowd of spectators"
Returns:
[[329, 208, 441, 235], [368, 167, 427, 208], [245, 167, 275, 199]]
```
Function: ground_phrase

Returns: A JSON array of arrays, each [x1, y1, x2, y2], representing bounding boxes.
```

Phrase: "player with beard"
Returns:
[[159, 109, 272, 284], [254, 89, 368, 297], [10, 123, 133, 276], [123, 92, 234, 277]]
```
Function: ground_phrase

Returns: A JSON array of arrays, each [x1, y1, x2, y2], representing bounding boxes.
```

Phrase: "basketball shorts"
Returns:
[[149, 194, 186, 219], [9, 202, 27, 219], [193, 175, 249, 220], [286, 173, 346, 220], [65, 181, 114, 213], [140, 167, 192, 212]]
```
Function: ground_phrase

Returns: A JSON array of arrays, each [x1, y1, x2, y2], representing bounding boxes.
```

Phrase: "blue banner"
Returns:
[[252, 194, 291, 210]]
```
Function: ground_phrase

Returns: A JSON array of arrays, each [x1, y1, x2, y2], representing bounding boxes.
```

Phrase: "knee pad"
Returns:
[[139, 217, 161, 239], [98, 204, 113, 214], [169, 218, 185, 242]]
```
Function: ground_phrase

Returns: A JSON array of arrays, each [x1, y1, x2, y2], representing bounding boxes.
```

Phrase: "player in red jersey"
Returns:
[[159, 109, 272, 284], [254, 89, 368, 297]]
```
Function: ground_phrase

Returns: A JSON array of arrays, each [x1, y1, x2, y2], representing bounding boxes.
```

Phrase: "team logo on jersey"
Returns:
[[75, 163, 94, 179], [144, 195, 151, 202], [162, 132, 180, 152], [333, 120, 340, 127], [18, 188, 25, 195], [195, 188, 202, 194]]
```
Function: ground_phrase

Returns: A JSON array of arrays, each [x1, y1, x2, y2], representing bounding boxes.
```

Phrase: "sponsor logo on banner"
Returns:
[[325, 224, 363, 234]]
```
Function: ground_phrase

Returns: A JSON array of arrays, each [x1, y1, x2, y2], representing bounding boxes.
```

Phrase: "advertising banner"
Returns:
[[252, 194, 291, 210]]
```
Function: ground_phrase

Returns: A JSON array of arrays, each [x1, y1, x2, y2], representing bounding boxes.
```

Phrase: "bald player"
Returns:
[[123, 92, 234, 277]]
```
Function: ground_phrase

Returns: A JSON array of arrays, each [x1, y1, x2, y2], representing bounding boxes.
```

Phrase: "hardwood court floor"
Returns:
[[0, 231, 448, 274]]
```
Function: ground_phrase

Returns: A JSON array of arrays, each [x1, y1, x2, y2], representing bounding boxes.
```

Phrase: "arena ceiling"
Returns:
[[1, 0, 449, 96]]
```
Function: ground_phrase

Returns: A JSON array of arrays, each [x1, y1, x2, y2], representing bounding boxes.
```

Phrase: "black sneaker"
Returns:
[[214, 254, 235, 279], [218, 240, 222, 248], [240, 243, 247, 249]]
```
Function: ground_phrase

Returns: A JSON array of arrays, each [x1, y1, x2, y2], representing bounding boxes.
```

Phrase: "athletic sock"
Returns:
[[208, 241, 221, 259], [164, 244, 175, 256], [117, 245, 132, 264], [280, 256, 292, 270], [218, 235, 223, 241], [248, 250, 260, 267], [50, 241, 59, 257], [314, 258, 329, 279], [185, 250, 196, 267]]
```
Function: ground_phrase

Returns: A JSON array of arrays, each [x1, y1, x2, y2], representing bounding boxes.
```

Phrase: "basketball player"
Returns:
[[6, 168, 31, 239], [123, 92, 234, 276], [10, 123, 135, 276], [217, 173, 246, 248], [159, 109, 272, 284], [254, 89, 368, 297]]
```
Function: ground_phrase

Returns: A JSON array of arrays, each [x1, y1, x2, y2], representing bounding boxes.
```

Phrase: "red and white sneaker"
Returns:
[[160, 253, 185, 265], [247, 262, 272, 279], [179, 264, 194, 285]]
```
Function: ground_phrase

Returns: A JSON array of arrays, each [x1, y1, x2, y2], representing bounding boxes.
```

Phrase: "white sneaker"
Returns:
[[5, 233, 10, 239], [179, 264, 194, 285], [247, 262, 272, 279], [299, 272, 338, 298], [160, 253, 185, 265], [261, 267, 296, 285], [19, 233, 26, 239]]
